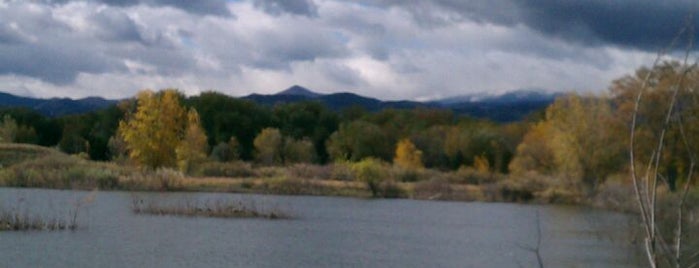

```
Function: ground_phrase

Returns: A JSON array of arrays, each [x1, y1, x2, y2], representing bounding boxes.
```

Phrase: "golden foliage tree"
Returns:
[[510, 94, 624, 193], [176, 108, 209, 173], [473, 154, 490, 173], [509, 122, 555, 175], [394, 138, 424, 169], [118, 90, 187, 169], [612, 62, 699, 190]]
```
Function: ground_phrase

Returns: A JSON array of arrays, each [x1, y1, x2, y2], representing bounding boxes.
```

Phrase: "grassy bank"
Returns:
[[0, 143, 657, 209]]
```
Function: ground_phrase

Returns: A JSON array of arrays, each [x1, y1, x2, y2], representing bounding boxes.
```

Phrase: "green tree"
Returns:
[[254, 127, 283, 165], [326, 120, 392, 161], [210, 136, 240, 162], [273, 101, 338, 163], [0, 115, 18, 143], [187, 91, 273, 161], [283, 138, 316, 164]]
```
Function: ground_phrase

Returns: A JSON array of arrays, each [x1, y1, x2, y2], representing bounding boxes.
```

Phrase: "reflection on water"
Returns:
[[0, 188, 642, 267]]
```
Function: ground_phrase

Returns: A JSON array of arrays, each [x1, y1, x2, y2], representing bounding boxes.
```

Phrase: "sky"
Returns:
[[0, 0, 697, 101]]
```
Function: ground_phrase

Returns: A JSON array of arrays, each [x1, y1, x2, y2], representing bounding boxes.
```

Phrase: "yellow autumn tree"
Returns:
[[394, 138, 424, 169], [508, 121, 556, 175], [176, 108, 209, 173], [510, 94, 623, 193], [118, 89, 187, 169], [473, 154, 490, 173]]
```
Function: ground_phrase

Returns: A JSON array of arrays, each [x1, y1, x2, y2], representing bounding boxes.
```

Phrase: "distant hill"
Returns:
[[275, 85, 323, 98], [0, 86, 558, 121], [243, 85, 557, 122], [242, 85, 430, 112], [0, 92, 117, 117]]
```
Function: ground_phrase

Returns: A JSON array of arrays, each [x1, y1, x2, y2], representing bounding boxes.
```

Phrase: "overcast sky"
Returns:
[[0, 0, 696, 100]]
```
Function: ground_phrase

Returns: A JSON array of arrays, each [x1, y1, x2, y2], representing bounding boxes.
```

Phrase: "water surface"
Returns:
[[0, 188, 642, 267]]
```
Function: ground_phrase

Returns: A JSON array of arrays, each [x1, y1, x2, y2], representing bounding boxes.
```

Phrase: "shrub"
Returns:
[[352, 158, 395, 197]]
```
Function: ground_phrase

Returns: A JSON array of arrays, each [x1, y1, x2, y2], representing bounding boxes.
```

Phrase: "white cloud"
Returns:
[[0, 0, 669, 101]]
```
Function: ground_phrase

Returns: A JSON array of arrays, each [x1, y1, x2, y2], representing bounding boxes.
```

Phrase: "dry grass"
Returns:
[[0, 143, 58, 167], [0, 153, 125, 190]]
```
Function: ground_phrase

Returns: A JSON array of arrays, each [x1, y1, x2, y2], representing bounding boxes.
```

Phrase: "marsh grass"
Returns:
[[131, 197, 291, 219], [0, 189, 97, 231], [0, 210, 70, 231]]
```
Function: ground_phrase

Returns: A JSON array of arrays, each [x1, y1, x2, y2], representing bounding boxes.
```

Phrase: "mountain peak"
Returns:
[[275, 85, 322, 98]]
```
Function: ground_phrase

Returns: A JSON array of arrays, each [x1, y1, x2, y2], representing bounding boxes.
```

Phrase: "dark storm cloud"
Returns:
[[45, 0, 232, 16], [371, 0, 698, 51], [90, 8, 143, 43], [0, 44, 121, 85], [252, 0, 317, 17], [0, 24, 31, 45], [0, 3, 124, 84], [514, 0, 697, 50]]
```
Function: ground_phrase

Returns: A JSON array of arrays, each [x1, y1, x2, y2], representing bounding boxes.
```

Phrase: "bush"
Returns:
[[352, 158, 394, 197]]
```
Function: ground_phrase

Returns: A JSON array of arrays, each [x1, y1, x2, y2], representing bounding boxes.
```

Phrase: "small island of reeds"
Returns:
[[130, 197, 291, 220]]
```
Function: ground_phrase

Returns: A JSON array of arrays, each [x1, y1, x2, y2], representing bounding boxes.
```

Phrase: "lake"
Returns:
[[0, 188, 642, 267]]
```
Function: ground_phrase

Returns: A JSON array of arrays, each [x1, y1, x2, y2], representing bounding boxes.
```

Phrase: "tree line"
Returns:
[[0, 61, 695, 195]]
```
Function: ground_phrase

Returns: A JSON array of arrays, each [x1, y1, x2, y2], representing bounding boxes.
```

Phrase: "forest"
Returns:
[[0, 62, 698, 204]]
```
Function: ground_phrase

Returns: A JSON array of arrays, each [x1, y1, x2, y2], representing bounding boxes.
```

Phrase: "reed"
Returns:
[[131, 197, 291, 220]]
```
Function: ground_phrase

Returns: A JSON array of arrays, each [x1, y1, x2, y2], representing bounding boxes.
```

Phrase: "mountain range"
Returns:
[[242, 85, 559, 121], [0, 92, 117, 117], [0, 86, 560, 121]]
